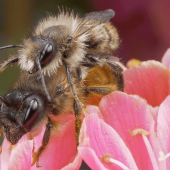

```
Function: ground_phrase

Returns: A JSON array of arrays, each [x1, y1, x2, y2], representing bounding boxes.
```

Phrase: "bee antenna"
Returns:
[[36, 53, 51, 101], [0, 45, 22, 51], [22, 89, 42, 103]]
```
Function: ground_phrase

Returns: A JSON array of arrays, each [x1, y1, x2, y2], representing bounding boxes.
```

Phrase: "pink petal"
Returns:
[[0, 155, 1, 170], [149, 105, 159, 132], [78, 133, 107, 170], [161, 48, 170, 68], [8, 140, 33, 170], [123, 61, 170, 106], [1, 139, 12, 170], [82, 110, 138, 170], [61, 153, 82, 170], [157, 95, 170, 169], [32, 119, 78, 170], [82, 105, 103, 119], [78, 147, 108, 170], [99, 91, 160, 169]]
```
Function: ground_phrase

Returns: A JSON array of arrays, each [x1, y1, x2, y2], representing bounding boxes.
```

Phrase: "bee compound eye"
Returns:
[[40, 44, 53, 67], [24, 99, 39, 130], [46, 44, 53, 53], [31, 100, 38, 110]]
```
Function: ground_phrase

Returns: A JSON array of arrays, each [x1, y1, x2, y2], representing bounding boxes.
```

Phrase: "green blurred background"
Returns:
[[0, 0, 90, 95]]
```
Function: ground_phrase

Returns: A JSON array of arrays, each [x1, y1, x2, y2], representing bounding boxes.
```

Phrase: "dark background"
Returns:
[[0, 0, 170, 95]]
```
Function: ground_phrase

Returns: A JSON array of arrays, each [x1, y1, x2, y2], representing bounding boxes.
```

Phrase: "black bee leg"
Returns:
[[0, 56, 19, 73], [85, 54, 101, 66], [56, 67, 82, 94], [36, 55, 51, 101], [74, 67, 82, 83], [64, 64, 83, 106], [0, 44, 22, 51], [36, 118, 53, 167], [74, 100, 82, 147], [56, 86, 68, 94], [89, 87, 114, 95], [106, 61, 124, 91], [85, 54, 124, 91]]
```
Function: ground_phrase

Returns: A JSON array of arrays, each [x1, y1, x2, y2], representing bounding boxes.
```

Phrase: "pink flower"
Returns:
[[78, 49, 170, 169], [1, 49, 170, 169], [1, 115, 82, 170], [78, 91, 170, 170], [124, 49, 170, 107]]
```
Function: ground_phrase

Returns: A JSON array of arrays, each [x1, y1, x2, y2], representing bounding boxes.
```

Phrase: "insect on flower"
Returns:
[[0, 8, 124, 167], [0, 62, 124, 167], [0, 8, 123, 101]]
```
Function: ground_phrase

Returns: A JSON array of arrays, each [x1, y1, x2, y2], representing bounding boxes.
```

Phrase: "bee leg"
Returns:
[[0, 56, 19, 73], [85, 54, 101, 66], [36, 118, 53, 167], [36, 55, 51, 101], [0, 44, 22, 51], [106, 61, 124, 91], [64, 63, 83, 106], [85, 54, 124, 91], [74, 67, 82, 83], [89, 87, 114, 95], [74, 100, 82, 147]]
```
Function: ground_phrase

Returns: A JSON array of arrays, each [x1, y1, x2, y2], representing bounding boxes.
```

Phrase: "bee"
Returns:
[[0, 61, 123, 167], [0, 8, 123, 103]]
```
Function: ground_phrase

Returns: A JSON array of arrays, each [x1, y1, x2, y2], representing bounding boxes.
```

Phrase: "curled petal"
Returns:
[[61, 153, 82, 170], [124, 61, 170, 106], [78, 147, 108, 170]]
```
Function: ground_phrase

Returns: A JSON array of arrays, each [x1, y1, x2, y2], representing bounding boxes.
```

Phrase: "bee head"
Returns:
[[18, 36, 57, 74], [0, 89, 46, 144], [18, 25, 77, 76]]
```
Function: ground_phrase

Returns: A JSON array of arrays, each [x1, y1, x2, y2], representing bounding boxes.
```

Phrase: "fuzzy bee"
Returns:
[[0, 62, 123, 167], [0, 9, 123, 103]]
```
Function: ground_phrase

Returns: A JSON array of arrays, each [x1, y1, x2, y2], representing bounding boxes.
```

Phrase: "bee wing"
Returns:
[[83, 9, 115, 23], [0, 56, 19, 73]]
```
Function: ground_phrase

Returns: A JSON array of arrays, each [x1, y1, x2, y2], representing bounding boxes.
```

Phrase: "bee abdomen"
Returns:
[[87, 22, 120, 55]]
